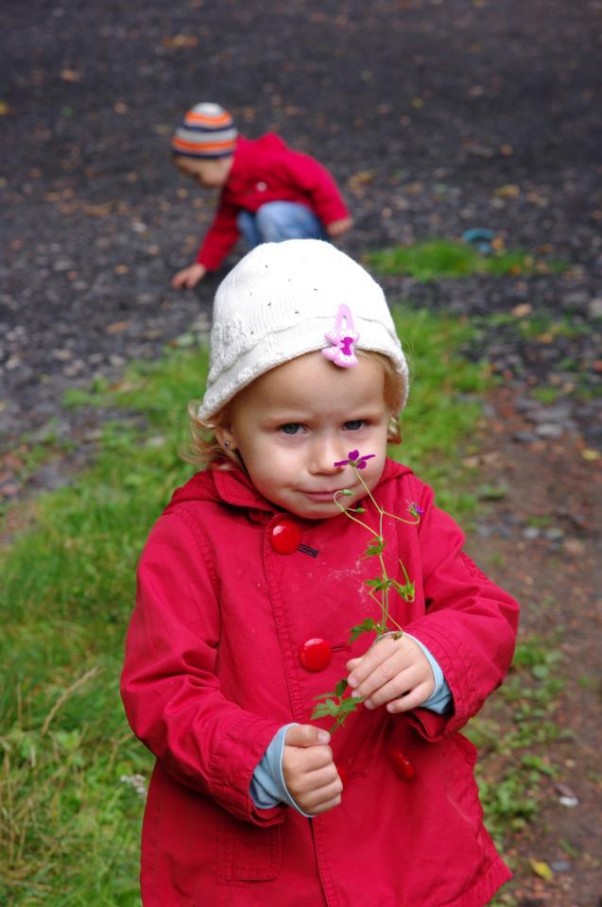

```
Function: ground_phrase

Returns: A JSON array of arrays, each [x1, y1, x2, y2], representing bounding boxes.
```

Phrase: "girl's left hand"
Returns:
[[346, 634, 435, 714]]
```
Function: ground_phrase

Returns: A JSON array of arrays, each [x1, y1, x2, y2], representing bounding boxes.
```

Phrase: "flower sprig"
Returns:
[[311, 450, 422, 732]]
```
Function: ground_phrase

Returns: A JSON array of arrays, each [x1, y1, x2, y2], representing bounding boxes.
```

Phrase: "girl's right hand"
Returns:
[[282, 725, 343, 815], [171, 262, 207, 289]]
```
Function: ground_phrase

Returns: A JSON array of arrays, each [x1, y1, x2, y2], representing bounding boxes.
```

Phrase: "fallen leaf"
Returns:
[[106, 321, 130, 334], [511, 303, 533, 318], [60, 68, 82, 82], [494, 183, 521, 199], [529, 858, 554, 881], [162, 35, 199, 49]]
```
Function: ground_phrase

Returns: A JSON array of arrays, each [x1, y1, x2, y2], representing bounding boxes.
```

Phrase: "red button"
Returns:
[[299, 638, 332, 671], [269, 518, 301, 555], [389, 748, 416, 781]]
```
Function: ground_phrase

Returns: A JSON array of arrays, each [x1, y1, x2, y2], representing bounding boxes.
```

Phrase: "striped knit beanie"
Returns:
[[198, 239, 409, 421], [171, 102, 238, 159]]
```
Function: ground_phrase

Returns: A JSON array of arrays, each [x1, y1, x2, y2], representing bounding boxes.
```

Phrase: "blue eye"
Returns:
[[280, 423, 301, 435], [344, 420, 364, 431]]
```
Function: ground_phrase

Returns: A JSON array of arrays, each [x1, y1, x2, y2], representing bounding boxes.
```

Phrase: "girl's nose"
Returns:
[[309, 439, 346, 475]]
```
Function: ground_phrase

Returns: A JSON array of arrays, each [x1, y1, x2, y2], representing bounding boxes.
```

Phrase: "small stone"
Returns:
[[543, 527, 564, 541], [535, 423, 565, 439], [526, 403, 572, 424], [555, 782, 579, 807], [587, 297, 602, 318], [523, 527, 540, 540], [513, 431, 538, 443]]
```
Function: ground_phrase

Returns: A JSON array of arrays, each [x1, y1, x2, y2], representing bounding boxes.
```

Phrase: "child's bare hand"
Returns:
[[171, 262, 207, 289], [326, 217, 353, 238], [346, 634, 435, 714], [282, 725, 343, 815]]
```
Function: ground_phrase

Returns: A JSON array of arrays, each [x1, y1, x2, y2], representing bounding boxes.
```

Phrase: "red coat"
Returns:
[[121, 459, 519, 906], [195, 133, 350, 270]]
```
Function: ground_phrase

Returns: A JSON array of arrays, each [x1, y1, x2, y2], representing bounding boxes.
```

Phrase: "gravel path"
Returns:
[[2, 0, 601, 463]]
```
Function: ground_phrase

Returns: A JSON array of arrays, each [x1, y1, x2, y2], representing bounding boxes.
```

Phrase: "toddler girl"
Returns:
[[121, 239, 519, 906]]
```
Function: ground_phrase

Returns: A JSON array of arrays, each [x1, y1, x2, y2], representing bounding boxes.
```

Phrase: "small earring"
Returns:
[[223, 440, 231, 449]]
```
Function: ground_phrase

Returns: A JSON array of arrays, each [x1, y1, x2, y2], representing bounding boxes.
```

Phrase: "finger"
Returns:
[[361, 666, 419, 709], [286, 745, 334, 773], [303, 783, 343, 815], [350, 651, 406, 701], [285, 724, 331, 748], [347, 637, 400, 690], [292, 772, 343, 815], [385, 681, 434, 714]]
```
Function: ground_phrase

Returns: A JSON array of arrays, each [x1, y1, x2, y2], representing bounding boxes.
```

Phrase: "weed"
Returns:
[[470, 633, 565, 847], [365, 239, 567, 282]]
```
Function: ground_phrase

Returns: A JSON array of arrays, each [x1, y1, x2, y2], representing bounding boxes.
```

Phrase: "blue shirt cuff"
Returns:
[[405, 633, 452, 714], [250, 724, 312, 817]]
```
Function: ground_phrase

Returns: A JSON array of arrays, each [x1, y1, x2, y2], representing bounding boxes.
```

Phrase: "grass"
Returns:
[[0, 302, 554, 903], [474, 635, 567, 907], [365, 238, 568, 282]]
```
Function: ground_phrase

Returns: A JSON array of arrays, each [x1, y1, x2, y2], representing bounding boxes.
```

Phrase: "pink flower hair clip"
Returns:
[[322, 304, 359, 368]]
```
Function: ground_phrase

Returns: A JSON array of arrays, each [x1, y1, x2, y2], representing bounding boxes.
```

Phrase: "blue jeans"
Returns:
[[237, 202, 327, 248]]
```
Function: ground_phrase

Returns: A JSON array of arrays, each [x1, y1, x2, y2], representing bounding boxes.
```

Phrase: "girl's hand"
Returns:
[[346, 634, 435, 714], [171, 262, 207, 289], [282, 725, 343, 815]]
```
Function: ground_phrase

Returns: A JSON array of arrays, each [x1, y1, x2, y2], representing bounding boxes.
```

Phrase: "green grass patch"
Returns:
[[0, 305, 490, 903], [468, 632, 566, 859], [365, 239, 568, 282]]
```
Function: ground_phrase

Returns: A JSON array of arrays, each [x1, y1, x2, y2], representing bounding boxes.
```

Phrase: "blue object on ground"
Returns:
[[462, 227, 496, 255]]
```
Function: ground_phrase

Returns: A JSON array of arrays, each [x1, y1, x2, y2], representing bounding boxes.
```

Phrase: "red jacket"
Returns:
[[121, 459, 519, 906], [195, 133, 351, 270]]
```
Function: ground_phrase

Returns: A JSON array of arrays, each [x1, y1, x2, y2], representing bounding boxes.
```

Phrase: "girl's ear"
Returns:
[[215, 425, 237, 454]]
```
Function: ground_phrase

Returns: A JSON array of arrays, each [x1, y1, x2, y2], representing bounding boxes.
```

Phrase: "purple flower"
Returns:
[[334, 449, 376, 470], [408, 501, 424, 518]]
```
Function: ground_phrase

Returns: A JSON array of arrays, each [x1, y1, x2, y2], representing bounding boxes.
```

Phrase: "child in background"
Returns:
[[121, 239, 519, 906], [170, 102, 353, 289]]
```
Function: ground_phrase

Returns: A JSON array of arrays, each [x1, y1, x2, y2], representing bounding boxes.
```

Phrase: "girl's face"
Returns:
[[218, 352, 391, 520]]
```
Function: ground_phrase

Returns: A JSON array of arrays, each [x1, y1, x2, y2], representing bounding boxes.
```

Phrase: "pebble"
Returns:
[[588, 297, 602, 318], [514, 430, 539, 444], [550, 859, 572, 873], [525, 404, 573, 424], [535, 423, 566, 439]]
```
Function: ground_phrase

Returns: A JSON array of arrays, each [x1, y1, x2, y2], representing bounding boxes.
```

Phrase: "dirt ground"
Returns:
[[2, 1, 601, 904], [466, 389, 602, 906]]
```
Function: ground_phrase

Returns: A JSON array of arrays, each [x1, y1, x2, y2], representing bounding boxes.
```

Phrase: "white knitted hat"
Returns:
[[198, 239, 409, 421]]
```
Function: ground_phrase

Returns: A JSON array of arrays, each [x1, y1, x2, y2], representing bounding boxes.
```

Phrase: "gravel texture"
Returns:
[[2, 0, 601, 457]]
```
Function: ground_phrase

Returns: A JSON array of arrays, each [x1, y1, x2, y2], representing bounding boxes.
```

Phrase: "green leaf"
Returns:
[[334, 679, 348, 697], [349, 618, 377, 642], [311, 699, 339, 719], [391, 579, 416, 601]]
